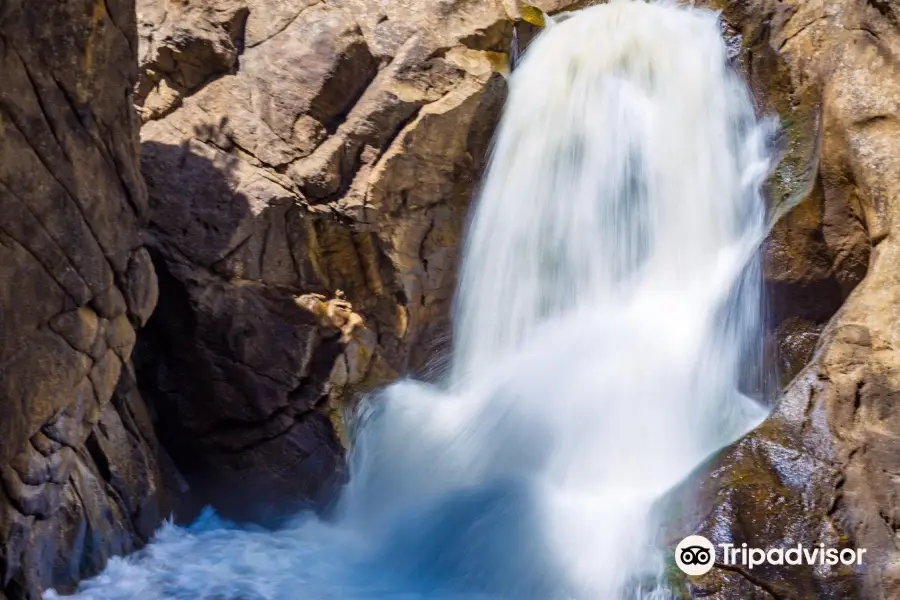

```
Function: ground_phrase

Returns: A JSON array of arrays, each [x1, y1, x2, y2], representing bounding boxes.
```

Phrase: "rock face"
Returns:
[[0, 0, 170, 598], [134, 0, 513, 521], [662, 0, 900, 598]]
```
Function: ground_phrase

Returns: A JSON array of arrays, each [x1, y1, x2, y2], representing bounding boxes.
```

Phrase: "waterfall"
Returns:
[[50, 2, 776, 599]]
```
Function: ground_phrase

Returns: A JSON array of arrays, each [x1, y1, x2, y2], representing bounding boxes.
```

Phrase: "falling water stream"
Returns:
[[51, 2, 778, 599]]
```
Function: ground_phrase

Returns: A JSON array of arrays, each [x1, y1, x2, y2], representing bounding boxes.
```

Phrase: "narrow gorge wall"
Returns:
[[0, 1, 171, 597]]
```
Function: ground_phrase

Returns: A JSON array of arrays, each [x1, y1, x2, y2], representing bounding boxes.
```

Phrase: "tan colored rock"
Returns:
[[295, 291, 364, 343], [136, 0, 509, 521], [136, 0, 249, 120]]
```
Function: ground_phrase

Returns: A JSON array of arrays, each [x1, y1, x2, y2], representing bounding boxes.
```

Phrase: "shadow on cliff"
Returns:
[[135, 118, 346, 528]]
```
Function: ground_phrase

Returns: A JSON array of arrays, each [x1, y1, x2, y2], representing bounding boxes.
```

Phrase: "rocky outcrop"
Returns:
[[0, 0, 170, 598], [662, 0, 900, 598], [135, 0, 512, 521], [730, 1, 873, 387]]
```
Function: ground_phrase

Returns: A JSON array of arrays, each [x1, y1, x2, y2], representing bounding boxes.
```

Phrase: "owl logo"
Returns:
[[675, 535, 716, 576]]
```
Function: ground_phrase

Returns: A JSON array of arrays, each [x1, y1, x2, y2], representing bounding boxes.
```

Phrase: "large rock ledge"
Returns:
[[133, 0, 513, 522], [0, 0, 172, 597]]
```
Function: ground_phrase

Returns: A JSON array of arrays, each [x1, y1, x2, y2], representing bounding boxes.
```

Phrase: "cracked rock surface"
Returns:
[[135, 0, 512, 523], [0, 0, 174, 597]]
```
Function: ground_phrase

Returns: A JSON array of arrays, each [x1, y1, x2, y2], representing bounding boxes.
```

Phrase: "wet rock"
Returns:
[[525, 1, 900, 598]]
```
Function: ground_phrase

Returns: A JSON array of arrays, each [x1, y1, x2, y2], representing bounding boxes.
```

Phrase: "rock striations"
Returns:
[[0, 0, 170, 597], [133, 0, 514, 523]]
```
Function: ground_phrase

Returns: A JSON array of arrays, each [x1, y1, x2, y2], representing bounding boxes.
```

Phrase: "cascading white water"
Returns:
[[50, 2, 777, 599]]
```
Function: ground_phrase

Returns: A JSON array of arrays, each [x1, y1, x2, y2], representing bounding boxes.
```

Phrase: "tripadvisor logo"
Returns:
[[674, 535, 868, 576], [675, 535, 716, 576]]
